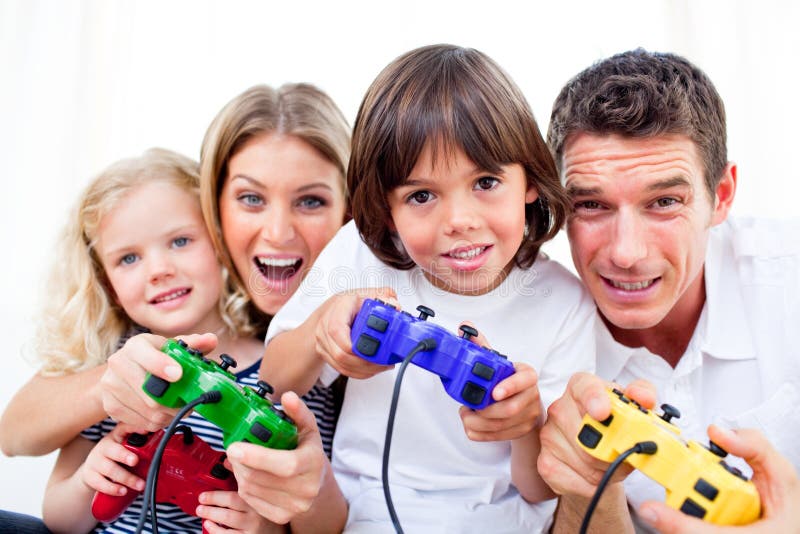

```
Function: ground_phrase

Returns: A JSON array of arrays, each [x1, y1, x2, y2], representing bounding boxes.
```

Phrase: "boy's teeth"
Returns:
[[154, 288, 189, 303], [450, 247, 486, 260], [610, 279, 655, 291], [257, 257, 300, 267]]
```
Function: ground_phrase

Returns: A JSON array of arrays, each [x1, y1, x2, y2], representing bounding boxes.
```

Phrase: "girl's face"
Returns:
[[219, 133, 346, 315], [388, 143, 538, 295], [96, 181, 223, 337]]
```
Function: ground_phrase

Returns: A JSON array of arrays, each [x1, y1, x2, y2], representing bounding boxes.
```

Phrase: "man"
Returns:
[[538, 49, 800, 532]]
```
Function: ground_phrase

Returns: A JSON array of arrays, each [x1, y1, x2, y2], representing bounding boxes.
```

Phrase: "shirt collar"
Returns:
[[596, 221, 756, 380]]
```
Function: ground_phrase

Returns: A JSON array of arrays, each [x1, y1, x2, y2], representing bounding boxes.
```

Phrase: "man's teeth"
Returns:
[[154, 289, 189, 303], [609, 279, 655, 291], [449, 247, 486, 260], [257, 257, 300, 267]]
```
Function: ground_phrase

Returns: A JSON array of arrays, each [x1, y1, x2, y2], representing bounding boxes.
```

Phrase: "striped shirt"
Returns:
[[81, 359, 338, 533]]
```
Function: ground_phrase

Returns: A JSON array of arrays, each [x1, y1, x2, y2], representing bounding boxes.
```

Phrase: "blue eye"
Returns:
[[239, 193, 263, 207], [172, 236, 190, 248], [297, 196, 326, 209], [120, 253, 138, 265]]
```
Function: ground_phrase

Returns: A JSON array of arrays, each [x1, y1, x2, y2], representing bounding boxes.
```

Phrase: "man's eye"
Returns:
[[655, 197, 679, 208], [576, 200, 602, 210], [475, 176, 499, 190], [120, 253, 138, 265], [408, 191, 432, 204]]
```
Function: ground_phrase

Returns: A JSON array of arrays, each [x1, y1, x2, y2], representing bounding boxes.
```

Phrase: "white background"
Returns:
[[2, 0, 799, 517]]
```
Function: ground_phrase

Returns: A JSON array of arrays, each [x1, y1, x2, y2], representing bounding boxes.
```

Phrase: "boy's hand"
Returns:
[[197, 490, 284, 534], [315, 287, 398, 379], [456, 325, 543, 442], [100, 332, 217, 431], [80, 424, 145, 496]]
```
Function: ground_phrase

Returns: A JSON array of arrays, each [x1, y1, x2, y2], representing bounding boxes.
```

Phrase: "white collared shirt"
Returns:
[[595, 216, 800, 529]]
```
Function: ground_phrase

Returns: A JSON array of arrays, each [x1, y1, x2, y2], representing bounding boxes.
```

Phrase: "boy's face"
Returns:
[[96, 181, 223, 337], [563, 133, 735, 335], [387, 142, 538, 296]]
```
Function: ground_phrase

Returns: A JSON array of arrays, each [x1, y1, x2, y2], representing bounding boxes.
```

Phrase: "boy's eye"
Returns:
[[407, 190, 432, 205], [239, 193, 263, 207], [297, 196, 326, 209], [120, 253, 139, 265], [475, 176, 500, 190], [172, 236, 190, 248]]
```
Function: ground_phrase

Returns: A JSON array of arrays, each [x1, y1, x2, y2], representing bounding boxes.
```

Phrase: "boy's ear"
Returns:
[[525, 185, 539, 204], [711, 162, 737, 226]]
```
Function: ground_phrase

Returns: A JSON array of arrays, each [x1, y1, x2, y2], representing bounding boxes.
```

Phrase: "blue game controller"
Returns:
[[350, 298, 516, 409]]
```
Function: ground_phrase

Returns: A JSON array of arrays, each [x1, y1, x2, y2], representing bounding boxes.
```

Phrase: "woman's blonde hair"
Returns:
[[34, 148, 251, 375], [199, 83, 351, 334]]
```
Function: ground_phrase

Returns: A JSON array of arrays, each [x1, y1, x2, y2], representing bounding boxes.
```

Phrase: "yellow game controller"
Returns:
[[577, 388, 761, 525]]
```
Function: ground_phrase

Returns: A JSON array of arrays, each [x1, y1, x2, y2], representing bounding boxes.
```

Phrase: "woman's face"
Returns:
[[219, 133, 346, 315]]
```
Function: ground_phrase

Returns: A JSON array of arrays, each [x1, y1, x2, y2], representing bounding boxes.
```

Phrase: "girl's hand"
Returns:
[[197, 490, 285, 534], [79, 424, 145, 496], [314, 287, 398, 379], [224, 392, 332, 525], [100, 332, 217, 431]]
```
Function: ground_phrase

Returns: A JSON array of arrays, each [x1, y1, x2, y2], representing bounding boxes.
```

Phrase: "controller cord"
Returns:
[[579, 440, 658, 534], [135, 390, 223, 534], [382, 338, 437, 534]]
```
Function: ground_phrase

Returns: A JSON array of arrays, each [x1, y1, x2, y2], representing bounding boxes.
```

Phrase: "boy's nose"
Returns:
[[443, 199, 480, 235]]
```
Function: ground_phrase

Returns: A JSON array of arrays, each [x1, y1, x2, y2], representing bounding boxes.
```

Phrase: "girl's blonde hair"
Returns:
[[200, 83, 351, 334], [34, 148, 252, 375]]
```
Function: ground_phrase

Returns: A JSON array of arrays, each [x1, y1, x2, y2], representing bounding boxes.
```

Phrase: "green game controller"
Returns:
[[142, 339, 297, 450]]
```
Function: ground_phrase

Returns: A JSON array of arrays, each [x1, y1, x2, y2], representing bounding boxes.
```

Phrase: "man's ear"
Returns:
[[711, 162, 737, 226]]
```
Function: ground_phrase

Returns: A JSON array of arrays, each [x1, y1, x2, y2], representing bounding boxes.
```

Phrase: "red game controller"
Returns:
[[91, 426, 237, 531]]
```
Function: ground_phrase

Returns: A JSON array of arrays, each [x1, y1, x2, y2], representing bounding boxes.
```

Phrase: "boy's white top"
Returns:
[[595, 217, 800, 530], [267, 220, 596, 533]]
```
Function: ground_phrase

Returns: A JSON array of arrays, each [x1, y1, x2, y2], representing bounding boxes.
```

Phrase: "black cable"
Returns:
[[135, 390, 222, 534], [382, 338, 437, 534], [579, 440, 658, 534]]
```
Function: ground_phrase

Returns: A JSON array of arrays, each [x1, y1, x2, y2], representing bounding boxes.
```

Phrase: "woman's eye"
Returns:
[[239, 193, 263, 207], [475, 176, 500, 190], [408, 190, 432, 205], [172, 236, 190, 248], [120, 253, 138, 265], [297, 196, 326, 209]]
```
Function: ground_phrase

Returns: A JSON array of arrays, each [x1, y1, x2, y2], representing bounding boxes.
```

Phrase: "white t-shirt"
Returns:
[[267, 221, 596, 533], [595, 217, 800, 530]]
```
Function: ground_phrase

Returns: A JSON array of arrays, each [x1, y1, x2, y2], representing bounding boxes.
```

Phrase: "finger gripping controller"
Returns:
[[576, 388, 761, 525], [350, 298, 515, 409], [91, 428, 236, 529], [142, 339, 298, 449]]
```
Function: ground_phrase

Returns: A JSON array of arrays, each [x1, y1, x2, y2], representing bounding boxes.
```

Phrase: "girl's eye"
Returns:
[[475, 176, 500, 191], [172, 236, 190, 248], [297, 196, 326, 209], [239, 193, 263, 207], [408, 190, 432, 205], [120, 253, 139, 266]]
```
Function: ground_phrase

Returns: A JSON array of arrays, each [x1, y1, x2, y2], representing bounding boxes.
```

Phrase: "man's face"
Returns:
[[563, 133, 735, 334]]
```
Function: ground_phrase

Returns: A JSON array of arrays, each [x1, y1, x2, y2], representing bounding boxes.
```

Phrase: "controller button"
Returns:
[[471, 362, 495, 381], [577, 424, 603, 449], [679, 498, 706, 519], [461, 381, 487, 406], [693, 478, 719, 502], [177, 339, 188, 348], [250, 422, 273, 443], [612, 388, 624, 397], [219, 354, 238, 371], [660, 403, 681, 423], [355, 334, 380, 357], [188, 348, 203, 358], [416, 305, 435, 321], [366, 314, 389, 332], [708, 440, 728, 458], [211, 462, 232, 480], [144, 375, 170, 398], [255, 381, 274, 398], [599, 414, 614, 427], [459, 325, 479, 341], [720, 460, 748, 481], [126, 433, 149, 447]]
